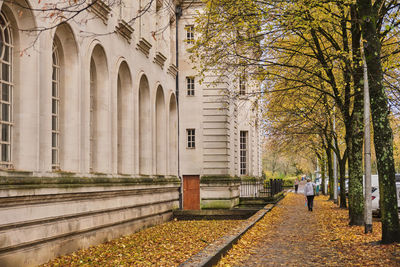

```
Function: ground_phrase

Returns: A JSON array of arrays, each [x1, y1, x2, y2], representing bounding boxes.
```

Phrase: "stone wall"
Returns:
[[0, 174, 180, 267], [200, 176, 241, 209]]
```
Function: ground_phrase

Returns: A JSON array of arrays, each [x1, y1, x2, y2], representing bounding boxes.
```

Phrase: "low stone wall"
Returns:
[[200, 176, 241, 209], [0, 174, 180, 267]]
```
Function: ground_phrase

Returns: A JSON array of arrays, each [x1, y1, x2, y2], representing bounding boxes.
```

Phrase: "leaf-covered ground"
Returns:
[[41, 219, 244, 267], [218, 193, 400, 266]]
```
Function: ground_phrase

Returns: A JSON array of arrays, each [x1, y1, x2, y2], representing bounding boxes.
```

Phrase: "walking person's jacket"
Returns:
[[304, 182, 315, 196]]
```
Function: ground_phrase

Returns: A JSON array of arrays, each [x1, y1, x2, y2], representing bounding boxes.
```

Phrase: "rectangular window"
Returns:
[[240, 131, 248, 175], [186, 77, 195, 96], [239, 76, 246, 95], [187, 129, 195, 148], [185, 25, 194, 44]]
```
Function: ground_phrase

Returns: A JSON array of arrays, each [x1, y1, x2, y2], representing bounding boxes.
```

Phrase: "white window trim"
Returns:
[[185, 25, 194, 44], [240, 131, 248, 175], [51, 44, 60, 170], [187, 128, 195, 149], [0, 12, 13, 169], [186, 76, 195, 96], [239, 76, 246, 96]]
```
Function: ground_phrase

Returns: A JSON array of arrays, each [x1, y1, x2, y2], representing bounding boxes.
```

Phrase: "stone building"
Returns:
[[0, 0, 261, 266], [178, 1, 262, 210]]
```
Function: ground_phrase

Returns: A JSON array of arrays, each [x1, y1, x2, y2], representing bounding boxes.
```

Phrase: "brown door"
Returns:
[[183, 175, 200, 210]]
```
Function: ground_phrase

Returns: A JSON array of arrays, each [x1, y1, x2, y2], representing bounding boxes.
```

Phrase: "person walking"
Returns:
[[294, 178, 299, 193], [304, 178, 316, 211]]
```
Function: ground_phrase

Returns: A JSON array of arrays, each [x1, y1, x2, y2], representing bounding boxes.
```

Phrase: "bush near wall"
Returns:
[[262, 173, 298, 187]]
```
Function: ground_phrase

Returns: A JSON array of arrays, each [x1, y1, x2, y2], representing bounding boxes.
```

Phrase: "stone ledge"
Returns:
[[136, 37, 152, 57], [153, 52, 167, 68], [0, 199, 177, 232], [173, 209, 257, 220], [200, 175, 241, 184], [89, 0, 111, 24], [167, 64, 178, 78], [0, 186, 179, 207], [116, 19, 134, 43], [0, 176, 180, 187]]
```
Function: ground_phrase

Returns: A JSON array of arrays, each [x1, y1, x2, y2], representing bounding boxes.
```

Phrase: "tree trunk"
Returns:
[[339, 156, 347, 209], [326, 146, 334, 200], [321, 154, 326, 195], [347, 126, 365, 225], [348, 4, 365, 226], [357, 0, 400, 243]]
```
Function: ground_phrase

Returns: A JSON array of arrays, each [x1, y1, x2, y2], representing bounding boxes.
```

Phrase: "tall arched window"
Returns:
[[169, 94, 178, 175], [0, 12, 13, 168], [139, 75, 151, 175], [52, 43, 60, 169], [89, 58, 96, 171], [155, 86, 166, 175], [117, 61, 133, 174], [89, 44, 109, 173]]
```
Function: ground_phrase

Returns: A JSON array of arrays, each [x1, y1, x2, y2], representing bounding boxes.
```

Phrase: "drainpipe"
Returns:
[[175, 4, 182, 209]]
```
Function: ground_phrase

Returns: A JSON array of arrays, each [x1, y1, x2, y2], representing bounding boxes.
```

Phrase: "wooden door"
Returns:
[[183, 175, 200, 210]]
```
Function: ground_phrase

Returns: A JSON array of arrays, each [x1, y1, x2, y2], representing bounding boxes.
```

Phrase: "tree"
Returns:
[[357, 0, 400, 243], [191, 0, 400, 241]]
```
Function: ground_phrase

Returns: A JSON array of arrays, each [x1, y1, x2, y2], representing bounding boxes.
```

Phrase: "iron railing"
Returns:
[[240, 179, 283, 197]]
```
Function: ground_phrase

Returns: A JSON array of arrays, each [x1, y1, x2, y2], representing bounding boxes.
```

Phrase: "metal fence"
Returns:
[[240, 179, 283, 197]]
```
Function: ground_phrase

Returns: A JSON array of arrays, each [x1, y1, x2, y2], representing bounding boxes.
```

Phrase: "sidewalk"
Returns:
[[217, 192, 400, 266]]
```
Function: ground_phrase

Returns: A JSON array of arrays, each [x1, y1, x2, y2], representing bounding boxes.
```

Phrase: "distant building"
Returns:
[[0, 0, 261, 266]]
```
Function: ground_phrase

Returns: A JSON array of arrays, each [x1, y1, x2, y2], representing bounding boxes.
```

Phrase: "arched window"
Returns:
[[52, 43, 60, 170], [168, 94, 178, 175], [139, 75, 151, 175], [155, 86, 166, 175], [90, 58, 96, 171], [117, 61, 133, 174], [0, 12, 13, 168], [89, 44, 109, 173]]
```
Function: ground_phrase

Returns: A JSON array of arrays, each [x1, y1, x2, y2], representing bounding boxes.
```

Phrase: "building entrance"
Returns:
[[183, 175, 200, 210]]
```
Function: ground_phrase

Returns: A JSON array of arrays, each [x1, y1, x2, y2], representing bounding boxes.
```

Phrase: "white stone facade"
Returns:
[[0, 1, 180, 266], [0, 0, 262, 265], [178, 1, 262, 178], [0, 0, 178, 175]]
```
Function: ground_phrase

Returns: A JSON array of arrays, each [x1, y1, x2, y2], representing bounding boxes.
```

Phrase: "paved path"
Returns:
[[233, 184, 339, 266]]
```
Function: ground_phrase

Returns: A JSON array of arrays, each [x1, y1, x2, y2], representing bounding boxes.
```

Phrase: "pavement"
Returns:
[[180, 204, 276, 267], [235, 185, 338, 266], [182, 181, 338, 267], [182, 181, 400, 266]]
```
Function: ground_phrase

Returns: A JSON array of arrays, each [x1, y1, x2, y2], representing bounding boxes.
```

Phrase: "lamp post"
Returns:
[[363, 49, 372, 233], [333, 108, 338, 204]]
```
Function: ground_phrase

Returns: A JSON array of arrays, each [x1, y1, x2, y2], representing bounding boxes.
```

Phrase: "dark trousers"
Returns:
[[295, 184, 299, 193], [307, 195, 314, 211]]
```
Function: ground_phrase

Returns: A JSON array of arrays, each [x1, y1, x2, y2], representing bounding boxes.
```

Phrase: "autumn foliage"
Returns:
[[218, 193, 400, 266], [41, 220, 244, 266], [41, 192, 400, 266]]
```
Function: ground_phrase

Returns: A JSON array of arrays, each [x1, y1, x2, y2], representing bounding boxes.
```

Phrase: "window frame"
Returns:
[[51, 43, 61, 170], [186, 76, 195, 96], [185, 25, 195, 44], [187, 128, 195, 149], [0, 11, 13, 169], [239, 76, 246, 96], [240, 131, 248, 175]]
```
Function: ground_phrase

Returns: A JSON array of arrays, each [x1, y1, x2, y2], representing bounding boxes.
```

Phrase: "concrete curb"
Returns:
[[179, 194, 286, 267]]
